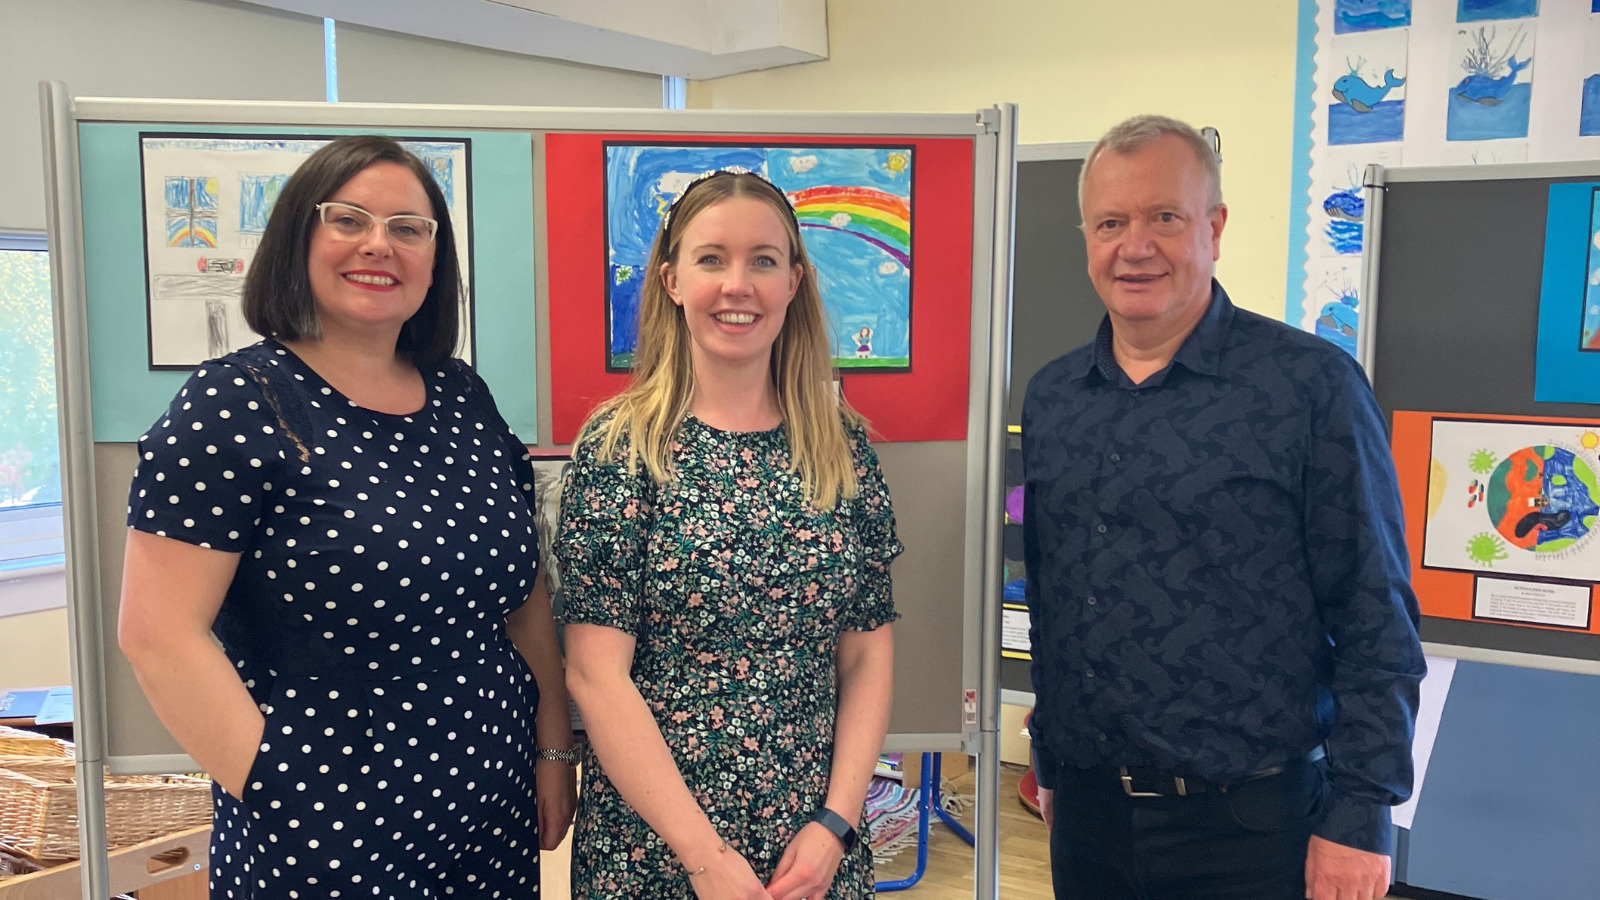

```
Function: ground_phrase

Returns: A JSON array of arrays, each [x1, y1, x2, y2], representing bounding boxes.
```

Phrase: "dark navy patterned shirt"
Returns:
[[1022, 282, 1425, 855]]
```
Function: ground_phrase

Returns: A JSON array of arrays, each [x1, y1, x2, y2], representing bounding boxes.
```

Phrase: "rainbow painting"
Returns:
[[603, 143, 914, 371]]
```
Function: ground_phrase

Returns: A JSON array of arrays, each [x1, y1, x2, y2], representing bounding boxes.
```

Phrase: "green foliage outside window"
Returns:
[[0, 249, 61, 507]]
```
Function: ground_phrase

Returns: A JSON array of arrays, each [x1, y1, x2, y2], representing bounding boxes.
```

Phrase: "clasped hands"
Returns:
[[688, 821, 846, 900]]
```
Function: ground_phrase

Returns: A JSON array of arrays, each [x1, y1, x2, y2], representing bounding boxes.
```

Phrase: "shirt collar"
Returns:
[[1079, 280, 1235, 385]]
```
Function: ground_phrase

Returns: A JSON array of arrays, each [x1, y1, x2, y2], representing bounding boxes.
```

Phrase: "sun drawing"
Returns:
[[1581, 431, 1600, 451]]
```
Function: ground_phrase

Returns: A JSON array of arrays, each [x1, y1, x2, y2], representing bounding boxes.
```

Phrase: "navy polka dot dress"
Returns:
[[126, 341, 544, 899]]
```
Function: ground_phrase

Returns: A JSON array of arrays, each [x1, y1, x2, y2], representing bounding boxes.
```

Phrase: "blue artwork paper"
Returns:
[[1457, 0, 1538, 22], [1334, 0, 1412, 34], [603, 144, 913, 371], [1534, 183, 1600, 404]]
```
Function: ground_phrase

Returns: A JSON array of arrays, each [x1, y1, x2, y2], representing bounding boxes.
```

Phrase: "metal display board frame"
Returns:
[[40, 82, 1019, 899], [1360, 160, 1600, 678]]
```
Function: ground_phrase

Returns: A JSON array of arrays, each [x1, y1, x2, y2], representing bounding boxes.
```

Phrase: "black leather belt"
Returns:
[[1098, 745, 1326, 798]]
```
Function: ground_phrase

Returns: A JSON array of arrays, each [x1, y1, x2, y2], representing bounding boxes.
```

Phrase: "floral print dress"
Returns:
[[556, 414, 902, 899]]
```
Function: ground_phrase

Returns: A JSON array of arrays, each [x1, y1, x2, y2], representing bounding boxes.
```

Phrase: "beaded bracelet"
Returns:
[[677, 840, 728, 876]]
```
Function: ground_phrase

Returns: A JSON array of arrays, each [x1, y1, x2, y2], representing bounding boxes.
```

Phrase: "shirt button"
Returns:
[[1086, 596, 1097, 606], [1109, 453, 1120, 462], [1097, 524, 1108, 534], [1085, 669, 1095, 679], [1098, 733, 1109, 742]]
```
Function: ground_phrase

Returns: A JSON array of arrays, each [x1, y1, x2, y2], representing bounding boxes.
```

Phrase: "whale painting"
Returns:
[[1328, 51, 1408, 144], [1447, 24, 1535, 142]]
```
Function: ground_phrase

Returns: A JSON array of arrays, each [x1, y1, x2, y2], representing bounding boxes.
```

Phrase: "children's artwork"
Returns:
[[1328, 27, 1409, 145], [1446, 23, 1535, 142], [1394, 412, 1600, 633], [139, 134, 473, 369], [1581, 16, 1600, 137], [1435, 140, 1529, 165], [1535, 183, 1600, 403], [1457, 0, 1538, 22], [602, 143, 913, 371], [1334, 0, 1411, 34], [1309, 145, 1400, 261], [1422, 418, 1600, 582], [1306, 258, 1362, 357]]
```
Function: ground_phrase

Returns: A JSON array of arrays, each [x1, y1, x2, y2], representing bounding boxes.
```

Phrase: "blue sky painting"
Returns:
[[603, 143, 914, 371]]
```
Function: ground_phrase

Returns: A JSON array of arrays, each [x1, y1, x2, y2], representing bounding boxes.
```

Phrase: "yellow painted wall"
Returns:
[[688, 0, 1300, 318], [0, 607, 72, 690]]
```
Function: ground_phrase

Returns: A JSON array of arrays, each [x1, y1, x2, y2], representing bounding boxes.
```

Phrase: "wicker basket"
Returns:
[[0, 726, 71, 759], [0, 757, 211, 862]]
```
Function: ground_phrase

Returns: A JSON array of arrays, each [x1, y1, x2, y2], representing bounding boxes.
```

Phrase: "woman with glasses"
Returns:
[[559, 170, 902, 900], [119, 135, 576, 899]]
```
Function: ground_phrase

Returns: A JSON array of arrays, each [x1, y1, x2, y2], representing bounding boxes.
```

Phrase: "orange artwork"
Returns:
[[1391, 410, 1600, 634]]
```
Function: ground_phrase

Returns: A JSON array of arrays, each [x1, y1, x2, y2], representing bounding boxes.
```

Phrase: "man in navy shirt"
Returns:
[[1023, 114, 1425, 900]]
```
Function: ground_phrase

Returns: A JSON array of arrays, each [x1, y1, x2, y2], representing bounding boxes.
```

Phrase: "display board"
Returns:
[[45, 95, 1013, 787], [1366, 161, 1600, 668], [1000, 143, 1102, 699]]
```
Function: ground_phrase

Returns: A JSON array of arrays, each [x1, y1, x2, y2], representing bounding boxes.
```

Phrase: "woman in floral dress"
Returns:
[[558, 170, 902, 900]]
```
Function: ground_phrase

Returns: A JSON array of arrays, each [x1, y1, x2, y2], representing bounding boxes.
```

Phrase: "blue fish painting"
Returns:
[[1447, 26, 1533, 141], [1333, 67, 1407, 112], [1335, 0, 1412, 34], [1458, 0, 1538, 22]]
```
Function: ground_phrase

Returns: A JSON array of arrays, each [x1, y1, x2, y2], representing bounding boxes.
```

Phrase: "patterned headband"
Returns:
[[660, 166, 800, 236]]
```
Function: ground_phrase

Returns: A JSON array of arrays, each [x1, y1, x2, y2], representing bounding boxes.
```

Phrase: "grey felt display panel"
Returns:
[[1370, 172, 1600, 663]]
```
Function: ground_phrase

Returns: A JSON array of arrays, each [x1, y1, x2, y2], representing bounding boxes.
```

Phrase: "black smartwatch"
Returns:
[[808, 807, 858, 852]]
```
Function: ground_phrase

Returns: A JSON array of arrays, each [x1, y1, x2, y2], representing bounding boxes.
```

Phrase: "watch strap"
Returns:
[[808, 807, 858, 852]]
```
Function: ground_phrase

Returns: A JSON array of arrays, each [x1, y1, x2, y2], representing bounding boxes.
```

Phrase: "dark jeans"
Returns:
[[1049, 759, 1328, 900]]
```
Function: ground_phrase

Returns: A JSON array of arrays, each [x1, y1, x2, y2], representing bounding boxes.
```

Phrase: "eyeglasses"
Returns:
[[315, 202, 438, 248]]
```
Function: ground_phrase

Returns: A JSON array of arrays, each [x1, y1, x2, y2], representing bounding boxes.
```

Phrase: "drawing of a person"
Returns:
[[854, 326, 873, 358]]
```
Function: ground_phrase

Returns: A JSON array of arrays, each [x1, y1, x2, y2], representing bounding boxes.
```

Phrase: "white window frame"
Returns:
[[0, 231, 67, 616]]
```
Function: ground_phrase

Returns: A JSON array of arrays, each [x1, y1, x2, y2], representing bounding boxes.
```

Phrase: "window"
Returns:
[[0, 233, 65, 580]]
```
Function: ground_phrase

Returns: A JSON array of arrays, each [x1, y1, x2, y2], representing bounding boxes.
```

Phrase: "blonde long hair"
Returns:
[[578, 171, 862, 509]]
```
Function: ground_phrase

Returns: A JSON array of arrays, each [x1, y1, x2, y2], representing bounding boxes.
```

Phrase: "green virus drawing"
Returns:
[[614, 265, 634, 285], [1465, 531, 1509, 567], [1468, 449, 1497, 475]]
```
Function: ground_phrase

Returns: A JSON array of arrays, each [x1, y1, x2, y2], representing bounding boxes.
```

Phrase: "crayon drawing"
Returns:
[[603, 143, 913, 371], [140, 134, 473, 369], [1423, 418, 1600, 582], [164, 176, 219, 248], [1447, 24, 1535, 142]]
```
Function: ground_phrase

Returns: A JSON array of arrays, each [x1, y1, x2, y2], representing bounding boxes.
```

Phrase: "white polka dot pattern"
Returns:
[[127, 342, 544, 898]]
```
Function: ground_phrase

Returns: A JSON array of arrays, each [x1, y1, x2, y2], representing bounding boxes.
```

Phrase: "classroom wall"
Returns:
[[687, 0, 1300, 319], [0, 607, 72, 690], [0, 0, 662, 694]]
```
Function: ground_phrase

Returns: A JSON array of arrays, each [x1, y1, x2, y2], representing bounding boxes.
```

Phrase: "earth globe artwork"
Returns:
[[1481, 445, 1600, 559]]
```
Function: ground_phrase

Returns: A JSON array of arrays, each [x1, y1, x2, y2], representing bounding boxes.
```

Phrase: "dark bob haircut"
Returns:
[[241, 135, 462, 366]]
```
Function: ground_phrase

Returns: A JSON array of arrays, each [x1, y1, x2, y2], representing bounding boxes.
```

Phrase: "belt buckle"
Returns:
[[1119, 765, 1163, 798]]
